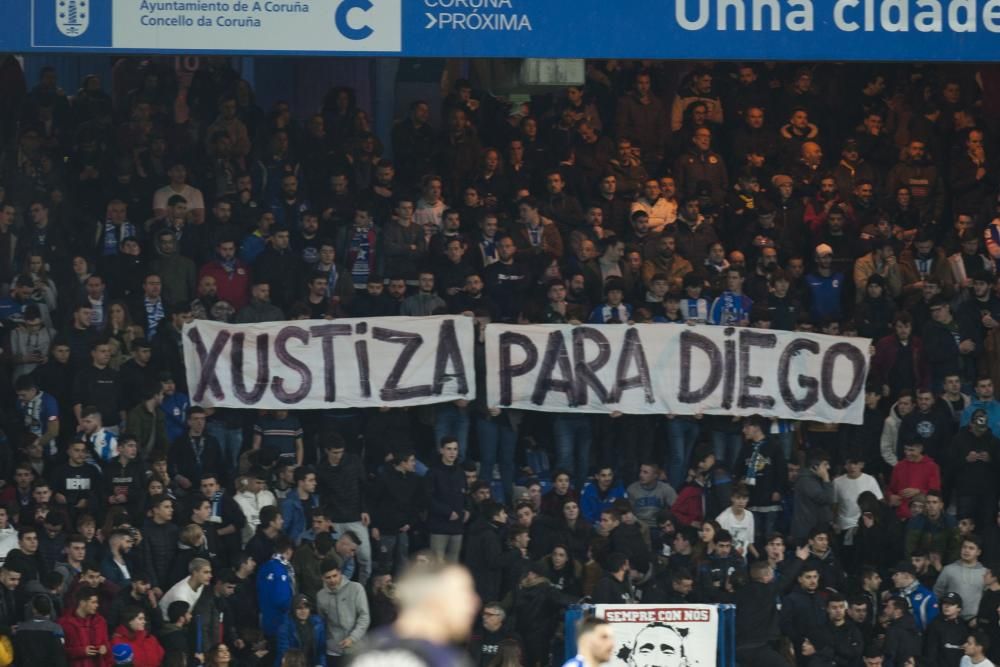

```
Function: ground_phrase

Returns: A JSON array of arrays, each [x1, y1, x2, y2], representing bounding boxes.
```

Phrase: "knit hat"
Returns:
[[112, 643, 134, 665]]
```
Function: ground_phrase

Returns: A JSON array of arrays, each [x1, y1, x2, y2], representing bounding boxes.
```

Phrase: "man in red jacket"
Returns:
[[59, 587, 112, 667], [888, 441, 942, 520], [198, 238, 250, 311]]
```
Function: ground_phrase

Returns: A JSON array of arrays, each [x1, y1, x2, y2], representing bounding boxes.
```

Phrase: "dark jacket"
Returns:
[[102, 458, 146, 521], [791, 468, 834, 541], [253, 245, 305, 310], [924, 614, 969, 667], [781, 585, 827, 646], [508, 579, 576, 658], [592, 573, 634, 605], [369, 466, 424, 532], [464, 516, 505, 603], [425, 459, 466, 535], [735, 558, 803, 650], [13, 617, 67, 667], [883, 613, 923, 665], [315, 453, 366, 523], [140, 519, 179, 590], [733, 437, 788, 509], [811, 620, 864, 667], [951, 427, 1000, 496], [169, 433, 225, 487], [898, 403, 955, 463]]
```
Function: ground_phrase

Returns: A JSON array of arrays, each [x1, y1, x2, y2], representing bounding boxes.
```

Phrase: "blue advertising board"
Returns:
[[3, 0, 1000, 61]]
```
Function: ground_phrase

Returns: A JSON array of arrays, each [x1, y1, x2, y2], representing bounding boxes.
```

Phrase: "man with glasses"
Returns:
[[469, 604, 519, 667]]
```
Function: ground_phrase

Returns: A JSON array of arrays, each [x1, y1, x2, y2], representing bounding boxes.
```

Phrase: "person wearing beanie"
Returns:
[[275, 593, 326, 667], [111, 643, 133, 666]]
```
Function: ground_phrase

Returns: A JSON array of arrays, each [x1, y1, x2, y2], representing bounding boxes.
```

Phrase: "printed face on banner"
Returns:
[[596, 605, 718, 667]]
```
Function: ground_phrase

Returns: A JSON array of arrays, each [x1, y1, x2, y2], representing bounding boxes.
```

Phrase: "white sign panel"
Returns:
[[182, 315, 473, 409], [486, 324, 869, 424], [111, 0, 401, 52], [595, 604, 720, 667]]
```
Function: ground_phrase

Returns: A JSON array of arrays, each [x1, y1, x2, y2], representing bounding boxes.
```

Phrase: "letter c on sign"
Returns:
[[336, 0, 374, 40]]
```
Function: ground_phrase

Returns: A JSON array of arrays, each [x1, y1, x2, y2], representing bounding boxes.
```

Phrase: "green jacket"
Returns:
[[126, 403, 169, 458]]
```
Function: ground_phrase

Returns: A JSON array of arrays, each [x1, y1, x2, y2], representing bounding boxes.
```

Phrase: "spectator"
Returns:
[[275, 594, 325, 667], [59, 587, 111, 667], [110, 607, 164, 667], [791, 449, 834, 541], [426, 437, 468, 563], [316, 556, 369, 664], [935, 537, 987, 622], [256, 536, 295, 640]]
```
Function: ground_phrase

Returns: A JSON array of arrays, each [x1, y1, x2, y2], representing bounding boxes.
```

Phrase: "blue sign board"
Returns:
[[2, 0, 1000, 61]]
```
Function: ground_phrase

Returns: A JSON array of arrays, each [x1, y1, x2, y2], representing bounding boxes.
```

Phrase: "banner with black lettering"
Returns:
[[595, 604, 719, 667], [182, 316, 474, 410], [486, 323, 869, 424]]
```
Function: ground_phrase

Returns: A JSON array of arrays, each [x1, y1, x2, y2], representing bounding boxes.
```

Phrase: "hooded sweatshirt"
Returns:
[[888, 455, 942, 519], [316, 578, 370, 656]]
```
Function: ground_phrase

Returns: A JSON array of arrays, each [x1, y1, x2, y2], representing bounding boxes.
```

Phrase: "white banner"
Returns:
[[485, 324, 869, 424], [182, 316, 474, 409], [595, 604, 719, 667]]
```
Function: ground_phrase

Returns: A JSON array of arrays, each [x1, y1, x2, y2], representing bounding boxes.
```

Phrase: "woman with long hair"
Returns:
[[694, 519, 723, 564], [111, 606, 165, 667], [473, 148, 510, 208], [205, 643, 233, 667], [102, 300, 138, 367], [23, 252, 57, 312], [539, 544, 583, 597], [557, 499, 594, 562]]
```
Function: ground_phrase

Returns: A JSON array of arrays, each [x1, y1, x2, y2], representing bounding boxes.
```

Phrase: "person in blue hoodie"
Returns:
[[281, 466, 319, 544], [275, 593, 326, 667], [580, 466, 627, 524], [257, 535, 295, 641]]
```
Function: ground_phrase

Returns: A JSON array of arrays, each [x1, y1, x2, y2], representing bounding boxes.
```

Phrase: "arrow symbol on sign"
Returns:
[[425, 12, 437, 28]]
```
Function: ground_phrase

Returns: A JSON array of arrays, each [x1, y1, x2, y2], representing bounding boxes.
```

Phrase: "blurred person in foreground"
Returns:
[[345, 558, 480, 667]]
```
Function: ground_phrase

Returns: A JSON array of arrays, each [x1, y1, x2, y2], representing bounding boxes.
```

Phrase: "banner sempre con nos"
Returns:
[[595, 604, 720, 667], [182, 315, 474, 410], [485, 323, 870, 424]]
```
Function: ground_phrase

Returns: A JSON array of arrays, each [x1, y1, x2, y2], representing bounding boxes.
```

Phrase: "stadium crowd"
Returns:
[[0, 56, 1000, 667]]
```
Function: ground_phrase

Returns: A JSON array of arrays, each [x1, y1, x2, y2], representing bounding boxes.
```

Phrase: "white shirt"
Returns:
[[235, 488, 278, 545], [716, 507, 755, 559], [631, 197, 676, 233], [159, 576, 205, 620], [833, 473, 883, 531], [153, 184, 205, 213], [961, 656, 995, 667]]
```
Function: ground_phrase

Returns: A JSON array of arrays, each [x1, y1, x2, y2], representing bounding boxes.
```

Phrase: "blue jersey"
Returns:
[[805, 271, 844, 321], [709, 292, 753, 325], [561, 657, 587, 667]]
